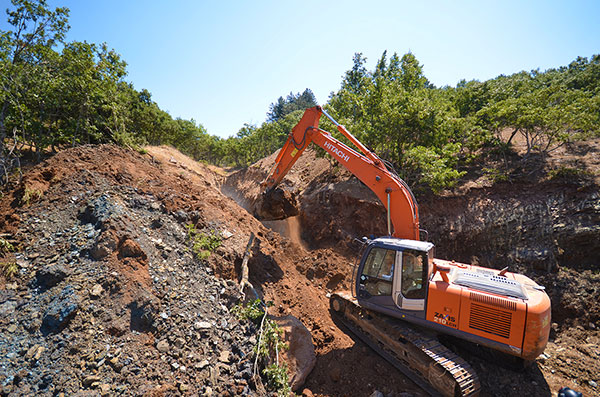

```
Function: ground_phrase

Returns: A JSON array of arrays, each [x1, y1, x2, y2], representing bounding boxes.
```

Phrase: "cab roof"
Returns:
[[371, 237, 434, 252]]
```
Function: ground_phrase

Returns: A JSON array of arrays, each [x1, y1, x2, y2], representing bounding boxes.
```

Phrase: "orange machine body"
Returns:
[[427, 259, 551, 360]]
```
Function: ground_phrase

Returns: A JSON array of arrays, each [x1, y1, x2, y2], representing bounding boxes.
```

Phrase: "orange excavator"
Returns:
[[260, 106, 551, 396]]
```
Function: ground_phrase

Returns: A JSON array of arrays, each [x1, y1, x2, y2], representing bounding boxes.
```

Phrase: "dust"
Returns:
[[261, 216, 308, 250]]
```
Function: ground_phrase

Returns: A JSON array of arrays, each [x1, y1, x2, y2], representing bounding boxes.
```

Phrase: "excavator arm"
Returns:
[[262, 106, 420, 240]]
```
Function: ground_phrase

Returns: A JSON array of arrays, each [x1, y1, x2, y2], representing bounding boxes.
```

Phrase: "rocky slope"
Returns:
[[0, 141, 598, 396], [0, 146, 258, 396]]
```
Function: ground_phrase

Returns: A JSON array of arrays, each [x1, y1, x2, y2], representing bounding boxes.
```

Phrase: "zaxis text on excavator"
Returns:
[[259, 106, 551, 396]]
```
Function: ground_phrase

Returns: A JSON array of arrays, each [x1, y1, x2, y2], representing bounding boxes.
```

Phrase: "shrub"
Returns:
[[185, 224, 222, 260]]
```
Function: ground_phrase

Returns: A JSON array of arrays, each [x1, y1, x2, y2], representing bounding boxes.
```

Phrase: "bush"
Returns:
[[404, 144, 466, 193], [233, 299, 291, 395], [547, 165, 592, 182], [185, 224, 222, 260]]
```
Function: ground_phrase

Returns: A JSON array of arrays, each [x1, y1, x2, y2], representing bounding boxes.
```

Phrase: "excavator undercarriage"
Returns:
[[330, 291, 481, 397]]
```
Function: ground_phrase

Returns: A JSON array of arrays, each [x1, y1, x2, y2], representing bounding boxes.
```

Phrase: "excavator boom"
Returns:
[[262, 106, 420, 240]]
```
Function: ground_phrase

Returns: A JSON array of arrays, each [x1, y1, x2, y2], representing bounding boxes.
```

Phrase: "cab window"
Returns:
[[401, 251, 426, 299], [360, 247, 395, 296]]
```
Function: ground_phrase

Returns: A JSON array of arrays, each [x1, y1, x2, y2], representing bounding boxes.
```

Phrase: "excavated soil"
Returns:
[[0, 141, 598, 396]]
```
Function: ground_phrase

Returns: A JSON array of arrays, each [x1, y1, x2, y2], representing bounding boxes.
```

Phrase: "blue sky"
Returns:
[[12, 1, 600, 137]]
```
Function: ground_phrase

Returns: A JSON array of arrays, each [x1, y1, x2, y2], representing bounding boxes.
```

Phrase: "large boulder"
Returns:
[[273, 315, 316, 391]]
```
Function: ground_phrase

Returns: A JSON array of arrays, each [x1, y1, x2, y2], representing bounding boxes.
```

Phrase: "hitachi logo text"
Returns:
[[324, 141, 350, 162]]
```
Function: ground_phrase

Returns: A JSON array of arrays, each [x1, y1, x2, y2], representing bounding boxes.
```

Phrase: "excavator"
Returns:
[[258, 106, 551, 396]]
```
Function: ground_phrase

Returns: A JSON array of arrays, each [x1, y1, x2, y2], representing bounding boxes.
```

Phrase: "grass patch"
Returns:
[[21, 187, 44, 206], [1, 260, 18, 280], [483, 166, 510, 183], [547, 165, 592, 181], [185, 224, 222, 260], [0, 238, 15, 254]]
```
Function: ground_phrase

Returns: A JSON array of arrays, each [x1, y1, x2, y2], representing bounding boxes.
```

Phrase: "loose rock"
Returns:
[[218, 350, 230, 363], [156, 339, 169, 353], [90, 284, 103, 298], [35, 264, 69, 289], [82, 375, 101, 387], [41, 286, 79, 335]]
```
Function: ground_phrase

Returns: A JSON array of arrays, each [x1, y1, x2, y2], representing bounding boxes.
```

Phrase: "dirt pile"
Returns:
[[0, 145, 259, 395], [0, 145, 425, 396], [1, 141, 599, 396]]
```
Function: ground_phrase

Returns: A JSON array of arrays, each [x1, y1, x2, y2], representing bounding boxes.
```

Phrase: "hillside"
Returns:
[[0, 143, 599, 396]]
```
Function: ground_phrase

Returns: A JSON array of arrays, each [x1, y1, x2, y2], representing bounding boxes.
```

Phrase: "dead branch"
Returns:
[[239, 232, 257, 300]]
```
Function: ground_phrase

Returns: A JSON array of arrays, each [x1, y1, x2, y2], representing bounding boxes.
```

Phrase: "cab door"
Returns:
[[393, 250, 427, 311], [357, 246, 398, 311]]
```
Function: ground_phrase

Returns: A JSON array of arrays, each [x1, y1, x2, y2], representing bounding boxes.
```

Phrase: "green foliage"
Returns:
[[210, 50, 599, 192], [0, 0, 220, 173], [0, 238, 15, 253], [469, 58, 600, 156], [253, 315, 287, 362], [403, 145, 466, 193], [267, 88, 317, 122], [482, 167, 510, 183], [185, 224, 222, 260], [232, 299, 265, 322], [547, 165, 592, 182], [234, 299, 290, 395], [324, 51, 600, 192], [215, 110, 305, 168], [263, 362, 291, 396], [327, 51, 469, 191], [0, 260, 18, 280]]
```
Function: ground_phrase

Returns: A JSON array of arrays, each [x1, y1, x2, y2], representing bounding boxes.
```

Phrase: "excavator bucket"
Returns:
[[253, 187, 299, 220]]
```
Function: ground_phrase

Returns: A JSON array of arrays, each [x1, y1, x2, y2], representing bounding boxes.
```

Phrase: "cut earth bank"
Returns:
[[0, 142, 598, 396]]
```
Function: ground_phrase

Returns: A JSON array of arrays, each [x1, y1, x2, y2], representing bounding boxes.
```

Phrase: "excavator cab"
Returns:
[[356, 238, 434, 319]]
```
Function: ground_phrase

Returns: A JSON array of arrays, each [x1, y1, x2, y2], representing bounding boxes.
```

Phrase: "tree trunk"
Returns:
[[0, 100, 8, 156], [506, 127, 519, 146]]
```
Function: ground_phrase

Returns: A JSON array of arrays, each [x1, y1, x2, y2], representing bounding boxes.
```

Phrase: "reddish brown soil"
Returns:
[[0, 145, 426, 396], [1, 142, 599, 396]]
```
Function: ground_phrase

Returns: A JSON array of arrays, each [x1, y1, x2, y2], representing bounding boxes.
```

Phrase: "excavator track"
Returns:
[[330, 291, 480, 397]]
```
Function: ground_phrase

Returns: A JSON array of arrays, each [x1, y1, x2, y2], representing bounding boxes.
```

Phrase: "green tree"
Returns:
[[266, 88, 317, 122], [0, 0, 69, 153], [328, 51, 466, 191], [398, 52, 430, 90]]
